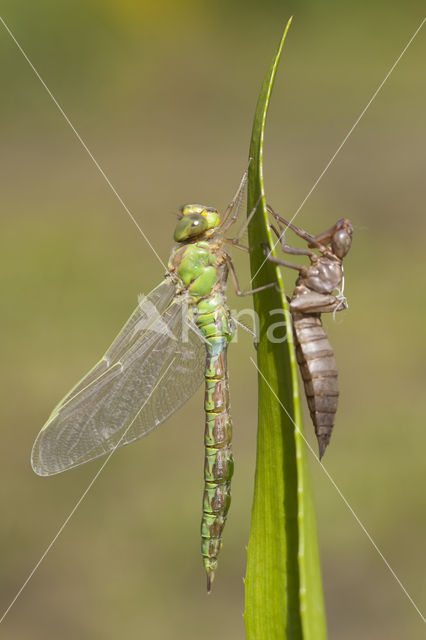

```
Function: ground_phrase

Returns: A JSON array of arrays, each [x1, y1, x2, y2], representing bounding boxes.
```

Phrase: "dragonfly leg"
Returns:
[[267, 204, 325, 250], [267, 255, 305, 270], [232, 316, 257, 339], [261, 242, 305, 272], [223, 193, 266, 251], [270, 222, 316, 258], [216, 169, 249, 233], [226, 193, 261, 236], [223, 238, 250, 253], [226, 255, 277, 296]]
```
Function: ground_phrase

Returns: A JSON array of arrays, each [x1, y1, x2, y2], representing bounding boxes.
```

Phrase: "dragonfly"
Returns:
[[265, 206, 353, 458], [31, 172, 273, 592]]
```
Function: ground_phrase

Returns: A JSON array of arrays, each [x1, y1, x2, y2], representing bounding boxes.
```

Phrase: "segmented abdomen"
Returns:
[[292, 313, 339, 459], [195, 301, 233, 592]]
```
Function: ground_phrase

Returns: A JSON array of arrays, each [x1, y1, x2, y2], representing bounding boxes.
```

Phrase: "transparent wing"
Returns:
[[31, 280, 206, 476], [49, 279, 177, 413]]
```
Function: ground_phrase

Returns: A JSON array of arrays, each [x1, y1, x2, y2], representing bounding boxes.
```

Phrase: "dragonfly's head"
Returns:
[[174, 205, 220, 242]]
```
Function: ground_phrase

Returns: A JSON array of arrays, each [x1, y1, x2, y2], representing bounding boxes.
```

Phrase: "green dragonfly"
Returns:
[[31, 172, 272, 591]]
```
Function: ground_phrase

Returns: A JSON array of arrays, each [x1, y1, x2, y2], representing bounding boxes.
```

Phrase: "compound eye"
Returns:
[[174, 213, 208, 242], [332, 229, 352, 258], [191, 215, 204, 228]]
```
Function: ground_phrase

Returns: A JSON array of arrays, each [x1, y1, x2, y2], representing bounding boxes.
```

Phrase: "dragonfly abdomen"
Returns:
[[293, 313, 339, 459], [195, 300, 234, 592]]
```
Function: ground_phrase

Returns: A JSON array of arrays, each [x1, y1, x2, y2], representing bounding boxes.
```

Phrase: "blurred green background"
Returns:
[[1, 1, 425, 638]]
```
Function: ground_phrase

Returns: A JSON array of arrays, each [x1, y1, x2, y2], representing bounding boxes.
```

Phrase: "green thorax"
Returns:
[[168, 240, 234, 347], [169, 241, 223, 299]]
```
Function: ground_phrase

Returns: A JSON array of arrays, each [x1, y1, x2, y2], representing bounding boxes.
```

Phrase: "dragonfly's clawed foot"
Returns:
[[260, 241, 272, 257]]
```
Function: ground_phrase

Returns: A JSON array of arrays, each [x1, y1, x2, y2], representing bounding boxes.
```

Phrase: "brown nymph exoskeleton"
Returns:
[[265, 206, 353, 458]]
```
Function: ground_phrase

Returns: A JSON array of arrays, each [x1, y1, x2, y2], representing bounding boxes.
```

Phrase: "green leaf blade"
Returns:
[[244, 18, 327, 640]]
